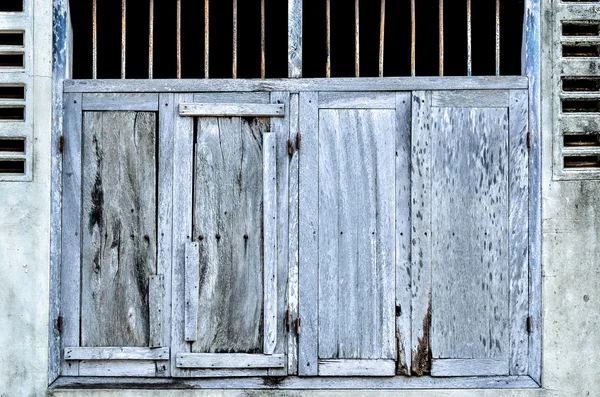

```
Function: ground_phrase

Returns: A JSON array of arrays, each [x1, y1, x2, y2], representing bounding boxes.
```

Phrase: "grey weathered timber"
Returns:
[[77, 361, 157, 377], [429, 106, 509, 367], [176, 354, 285, 369], [318, 360, 396, 377], [180, 103, 284, 117], [288, 0, 302, 77], [509, 90, 530, 375], [192, 116, 267, 355], [287, 93, 300, 375], [64, 347, 169, 361], [52, 375, 540, 390], [157, 93, 175, 376], [430, 90, 509, 108], [410, 91, 432, 376], [193, 92, 271, 104], [184, 242, 199, 342], [81, 93, 159, 111], [317, 107, 396, 364], [149, 275, 164, 348], [263, 132, 278, 355], [431, 359, 508, 377], [318, 92, 396, 109], [64, 77, 529, 93], [170, 93, 195, 377], [80, 112, 156, 348], [395, 92, 412, 375], [61, 92, 83, 376], [269, 92, 291, 376], [298, 92, 319, 376]]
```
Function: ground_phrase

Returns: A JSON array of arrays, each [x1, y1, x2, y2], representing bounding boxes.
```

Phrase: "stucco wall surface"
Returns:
[[1, 0, 600, 396]]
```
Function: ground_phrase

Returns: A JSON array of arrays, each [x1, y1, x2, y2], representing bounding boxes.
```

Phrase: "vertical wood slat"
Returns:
[[288, 0, 302, 78], [411, 0, 416, 77], [355, 0, 360, 77], [439, 0, 443, 76], [263, 132, 278, 355], [121, 0, 126, 79], [205, 0, 210, 79], [170, 93, 195, 377], [149, 275, 165, 348], [149, 0, 154, 79], [326, 0, 331, 78], [379, 0, 385, 77], [177, 0, 182, 79], [61, 92, 83, 376], [184, 242, 199, 342], [287, 93, 300, 374], [233, 0, 238, 79], [261, 0, 266, 79], [298, 92, 318, 375], [92, 0, 97, 79], [509, 89, 529, 375], [395, 92, 412, 375], [158, 93, 175, 376], [410, 91, 431, 375], [467, 0, 472, 76]]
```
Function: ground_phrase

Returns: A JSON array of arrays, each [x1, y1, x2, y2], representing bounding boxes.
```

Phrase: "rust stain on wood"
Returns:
[[411, 300, 431, 376]]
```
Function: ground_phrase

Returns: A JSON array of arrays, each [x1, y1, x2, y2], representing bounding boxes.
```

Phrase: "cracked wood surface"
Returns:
[[81, 111, 157, 348]]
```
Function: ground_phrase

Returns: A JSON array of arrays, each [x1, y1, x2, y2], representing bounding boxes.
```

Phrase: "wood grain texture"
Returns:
[[298, 92, 319, 376], [317, 108, 396, 362], [176, 354, 285, 369], [431, 90, 510, 108], [288, 0, 302, 77], [80, 111, 157, 348], [318, 92, 396, 109], [170, 93, 195, 377], [184, 242, 199, 342], [509, 90, 530, 375], [78, 361, 157, 377], [192, 116, 268, 354], [149, 275, 164, 348], [429, 107, 509, 364], [61, 93, 83, 376], [180, 103, 284, 117], [318, 359, 396, 376], [64, 347, 169, 361], [410, 91, 432, 376], [395, 92, 412, 375], [431, 359, 508, 377], [82, 93, 159, 111], [193, 93, 271, 104]]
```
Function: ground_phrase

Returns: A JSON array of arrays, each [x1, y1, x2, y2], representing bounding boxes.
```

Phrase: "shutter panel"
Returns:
[[61, 93, 169, 377], [171, 95, 286, 377], [299, 92, 407, 376], [411, 90, 529, 377]]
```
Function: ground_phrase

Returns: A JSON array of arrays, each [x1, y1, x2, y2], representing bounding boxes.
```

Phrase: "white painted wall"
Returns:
[[1, 0, 599, 396]]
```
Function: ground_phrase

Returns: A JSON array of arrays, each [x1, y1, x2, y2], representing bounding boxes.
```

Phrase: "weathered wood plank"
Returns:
[[263, 132, 278, 355], [298, 91, 319, 376], [81, 93, 159, 111], [431, 90, 510, 108], [193, 92, 271, 104], [170, 93, 195, 377], [288, 0, 302, 77], [509, 90, 530, 375], [176, 354, 285, 369], [78, 361, 157, 377], [61, 92, 83, 376], [149, 275, 164, 348], [180, 103, 284, 117], [157, 93, 174, 375], [410, 91, 432, 376], [395, 92, 412, 375], [287, 93, 300, 375], [318, 359, 396, 376], [64, 347, 169, 361], [429, 107, 509, 366], [184, 242, 199, 342], [431, 359, 508, 377], [193, 116, 266, 354], [65, 77, 529, 93], [318, 92, 396, 109], [80, 111, 156, 348]]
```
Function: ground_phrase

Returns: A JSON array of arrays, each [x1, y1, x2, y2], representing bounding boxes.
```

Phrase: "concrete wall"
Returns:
[[1, 0, 599, 396]]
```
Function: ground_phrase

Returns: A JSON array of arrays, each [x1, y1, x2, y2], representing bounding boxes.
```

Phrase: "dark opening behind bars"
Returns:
[[69, 0, 524, 79]]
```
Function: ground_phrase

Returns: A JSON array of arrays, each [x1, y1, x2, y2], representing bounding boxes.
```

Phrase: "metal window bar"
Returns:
[[496, 0, 500, 76], [121, 0, 126, 79], [233, 0, 238, 79], [261, 0, 266, 79], [149, 0, 154, 79], [439, 0, 443, 76], [467, 0, 472, 76], [177, 0, 181, 79], [326, 0, 331, 78], [355, 0, 360, 77], [411, 0, 416, 77], [379, 0, 385, 78], [92, 0, 97, 79], [205, 0, 209, 79]]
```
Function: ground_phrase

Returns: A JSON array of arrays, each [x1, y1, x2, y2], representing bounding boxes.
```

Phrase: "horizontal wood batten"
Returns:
[[431, 359, 508, 377], [81, 93, 159, 111], [431, 90, 510, 108], [176, 353, 285, 369], [64, 77, 529, 93], [50, 375, 540, 389], [179, 103, 285, 117], [64, 347, 169, 361], [77, 361, 158, 377], [318, 359, 396, 376]]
